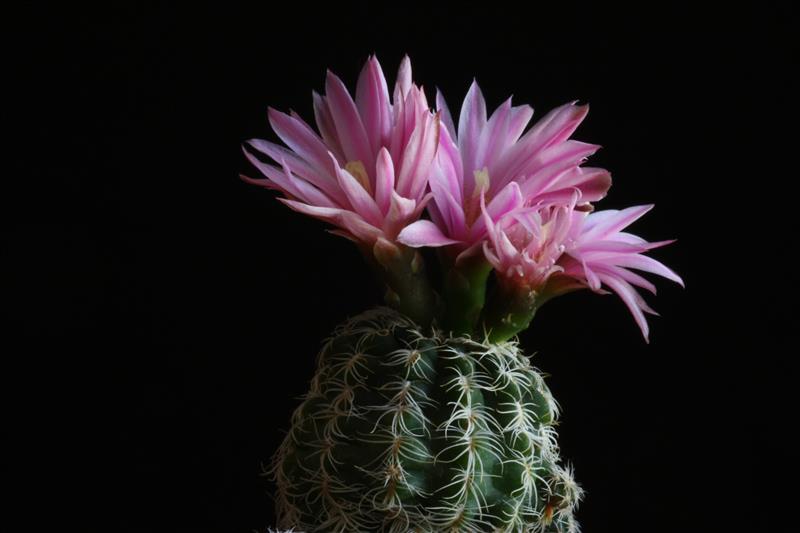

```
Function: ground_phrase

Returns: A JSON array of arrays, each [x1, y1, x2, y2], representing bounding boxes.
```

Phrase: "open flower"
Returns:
[[482, 191, 578, 290], [242, 56, 439, 246], [552, 204, 684, 341], [484, 199, 684, 341], [397, 81, 611, 258]]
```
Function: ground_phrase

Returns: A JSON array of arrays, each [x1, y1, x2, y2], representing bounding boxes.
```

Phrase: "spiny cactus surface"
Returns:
[[271, 308, 582, 532]]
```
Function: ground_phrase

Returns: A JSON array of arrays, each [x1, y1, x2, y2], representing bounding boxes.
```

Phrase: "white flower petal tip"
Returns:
[[397, 220, 460, 248]]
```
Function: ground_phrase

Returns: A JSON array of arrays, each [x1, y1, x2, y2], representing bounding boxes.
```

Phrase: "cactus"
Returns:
[[270, 308, 581, 532], [243, 56, 682, 531]]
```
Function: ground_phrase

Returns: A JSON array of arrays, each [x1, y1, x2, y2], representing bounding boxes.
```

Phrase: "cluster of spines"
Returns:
[[269, 308, 582, 532]]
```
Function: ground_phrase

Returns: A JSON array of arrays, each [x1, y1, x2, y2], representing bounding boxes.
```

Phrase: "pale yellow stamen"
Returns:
[[345, 160, 371, 194], [472, 167, 490, 197], [466, 167, 491, 224]]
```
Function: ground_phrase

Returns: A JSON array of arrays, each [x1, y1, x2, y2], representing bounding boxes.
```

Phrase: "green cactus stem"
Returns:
[[270, 308, 581, 532], [364, 238, 440, 329], [481, 280, 540, 344], [440, 252, 493, 336]]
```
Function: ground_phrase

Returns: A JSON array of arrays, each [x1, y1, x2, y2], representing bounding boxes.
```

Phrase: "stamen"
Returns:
[[473, 167, 490, 196], [466, 167, 491, 224]]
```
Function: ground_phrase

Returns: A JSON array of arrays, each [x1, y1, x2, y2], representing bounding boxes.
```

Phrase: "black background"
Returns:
[[5, 2, 794, 532]]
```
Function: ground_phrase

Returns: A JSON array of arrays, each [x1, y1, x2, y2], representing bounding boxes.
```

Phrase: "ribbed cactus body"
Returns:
[[272, 308, 581, 532]]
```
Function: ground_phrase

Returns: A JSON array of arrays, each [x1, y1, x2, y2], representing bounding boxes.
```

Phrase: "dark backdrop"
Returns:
[[5, 2, 793, 532]]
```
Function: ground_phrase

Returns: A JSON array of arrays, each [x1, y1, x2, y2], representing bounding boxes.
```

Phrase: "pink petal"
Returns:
[[475, 97, 512, 172], [552, 167, 612, 204], [526, 188, 583, 209], [640, 238, 678, 250], [551, 201, 577, 244], [388, 88, 406, 162], [239, 173, 277, 190], [435, 88, 457, 140], [325, 70, 374, 173], [247, 138, 346, 205], [575, 240, 650, 255], [247, 138, 316, 177], [638, 297, 660, 316], [513, 141, 601, 198], [403, 87, 428, 146], [267, 108, 335, 178], [582, 205, 654, 242], [355, 55, 392, 153], [597, 273, 651, 342], [394, 55, 412, 102], [487, 182, 525, 217], [242, 149, 334, 208], [435, 127, 464, 205], [607, 254, 685, 287], [276, 158, 337, 209], [278, 199, 345, 220], [582, 260, 602, 291], [594, 264, 658, 295], [279, 199, 382, 243], [496, 102, 589, 180], [470, 182, 524, 240], [523, 101, 589, 150], [429, 164, 466, 240], [374, 147, 395, 215], [482, 241, 501, 269], [396, 113, 440, 201], [479, 191, 500, 244], [611, 232, 650, 246], [397, 220, 459, 248], [338, 215, 384, 244], [411, 192, 434, 221], [495, 227, 521, 266], [457, 80, 488, 193], [387, 190, 417, 232], [580, 209, 619, 232], [312, 91, 346, 163], [241, 149, 298, 196], [331, 155, 383, 226], [507, 104, 534, 144], [426, 201, 447, 237], [389, 86, 427, 164]]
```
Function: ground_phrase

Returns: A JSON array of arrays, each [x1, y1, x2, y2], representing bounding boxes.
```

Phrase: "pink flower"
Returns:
[[555, 205, 683, 341], [242, 56, 440, 246], [484, 201, 684, 341], [397, 81, 611, 258], [482, 192, 579, 290]]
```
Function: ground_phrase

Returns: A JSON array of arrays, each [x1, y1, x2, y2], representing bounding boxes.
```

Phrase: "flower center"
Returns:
[[345, 160, 371, 194]]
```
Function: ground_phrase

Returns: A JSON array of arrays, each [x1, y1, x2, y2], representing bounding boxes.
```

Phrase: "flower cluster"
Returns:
[[243, 56, 682, 341]]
